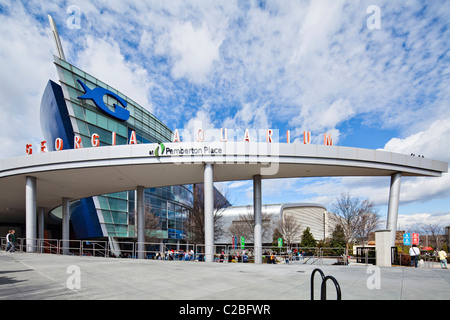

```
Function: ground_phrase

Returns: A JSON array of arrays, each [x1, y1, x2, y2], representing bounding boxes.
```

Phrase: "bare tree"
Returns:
[[228, 208, 272, 243], [328, 193, 379, 253], [228, 216, 253, 242], [185, 184, 230, 244], [420, 221, 446, 249], [278, 213, 303, 248], [354, 201, 381, 246], [144, 203, 161, 243]]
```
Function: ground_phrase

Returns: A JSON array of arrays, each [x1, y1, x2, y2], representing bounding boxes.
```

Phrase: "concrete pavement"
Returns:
[[1, 251, 449, 300]]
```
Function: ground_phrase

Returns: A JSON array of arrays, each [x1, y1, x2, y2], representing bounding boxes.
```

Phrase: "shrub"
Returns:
[[400, 254, 411, 266]]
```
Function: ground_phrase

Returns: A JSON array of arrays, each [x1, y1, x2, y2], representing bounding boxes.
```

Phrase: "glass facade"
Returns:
[[41, 55, 194, 242], [128, 186, 193, 240], [54, 56, 171, 147]]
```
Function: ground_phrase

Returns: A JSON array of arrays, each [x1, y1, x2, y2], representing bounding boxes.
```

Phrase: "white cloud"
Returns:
[[181, 108, 218, 142], [380, 118, 450, 205], [223, 101, 271, 130], [1, 1, 449, 229], [294, 117, 450, 222], [165, 21, 223, 85], [397, 212, 450, 231], [226, 181, 251, 189], [77, 36, 155, 112], [383, 118, 450, 163], [0, 1, 57, 158], [289, 0, 345, 64]]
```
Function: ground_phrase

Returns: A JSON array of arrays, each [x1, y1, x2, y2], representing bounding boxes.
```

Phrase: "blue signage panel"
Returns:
[[77, 79, 130, 121], [403, 233, 411, 245]]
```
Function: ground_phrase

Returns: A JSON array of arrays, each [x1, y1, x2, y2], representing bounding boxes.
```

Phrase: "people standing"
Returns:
[[6, 230, 16, 253], [270, 252, 276, 264], [438, 248, 448, 269], [409, 244, 420, 268]]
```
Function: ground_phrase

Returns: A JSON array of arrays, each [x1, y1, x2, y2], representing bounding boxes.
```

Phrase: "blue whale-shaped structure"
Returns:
[[77, 79, 130, 121]]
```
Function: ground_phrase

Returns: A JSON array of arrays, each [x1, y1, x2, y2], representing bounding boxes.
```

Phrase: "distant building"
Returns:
[[216, 203, 333, 245]]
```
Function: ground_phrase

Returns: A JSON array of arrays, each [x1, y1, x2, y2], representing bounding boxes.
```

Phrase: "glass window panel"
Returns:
[[118, 123, 127, 137], [76, 120, 89, 136], [59, 59, 71, 70], [111, 211, 120, 223], [107, 118, 118, 133], [117, 191, 128, 200], [119, 213, 128, 224], [102, 211, 113, 223], [81, 136, 90, 147], [63, 70, 76, 88], [168, 202, 175, 220], [68, 87, 81, 102], [73, 68, 85, 78], [72, 104, 85, 120], [118, 199, 127, 212], [115, 226, 127, 237], [97, 113, 108, 129], [102, 131, 112, 145], [96, 79, 107, 89], [85, 109, 97, 125], [87, 124, 110, 141], [98, 196, 109, 210], [109, 198, 119, 211], [116, 135, 127, 145], [160, 218, 167, 230], [85, 73, 97, 85], [128, 105, 134, 117]]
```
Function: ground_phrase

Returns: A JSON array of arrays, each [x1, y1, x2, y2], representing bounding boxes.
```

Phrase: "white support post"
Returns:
[[38, 207, 45, 252], [38, 207, 45, 240], [62, 197, 70, 255], [26, 176, 37, 253], [253, 175, 262, 264], [137, 186, 145, 259], [386, 172, 402, 247], [204, 163, 214, 263]]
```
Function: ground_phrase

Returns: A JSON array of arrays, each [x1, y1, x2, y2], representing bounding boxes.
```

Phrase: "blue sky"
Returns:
[[1, 0, 450, 230]]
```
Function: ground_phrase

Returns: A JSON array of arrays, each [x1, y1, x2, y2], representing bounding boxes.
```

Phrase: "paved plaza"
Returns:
[[0, 251, 449, 301]]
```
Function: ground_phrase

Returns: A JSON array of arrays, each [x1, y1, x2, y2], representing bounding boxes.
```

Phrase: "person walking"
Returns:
[[409, 244, 420, 268], [6, 230, 16, 253], [438, 248, 448, 269]]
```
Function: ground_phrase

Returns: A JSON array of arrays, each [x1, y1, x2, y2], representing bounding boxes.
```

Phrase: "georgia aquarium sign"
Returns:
[[77, 79, 130, 121]]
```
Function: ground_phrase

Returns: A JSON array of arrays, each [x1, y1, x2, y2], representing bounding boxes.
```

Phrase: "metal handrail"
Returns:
[[81, 240, 107, 257], [0, 236, 346, 272]]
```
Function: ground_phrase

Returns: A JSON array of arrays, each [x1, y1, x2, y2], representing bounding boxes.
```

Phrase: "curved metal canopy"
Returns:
[[0, 142, 447, 222]]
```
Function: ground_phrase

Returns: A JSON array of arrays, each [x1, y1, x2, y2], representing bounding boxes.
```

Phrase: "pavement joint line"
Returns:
[[399, 267, 404, 300]]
